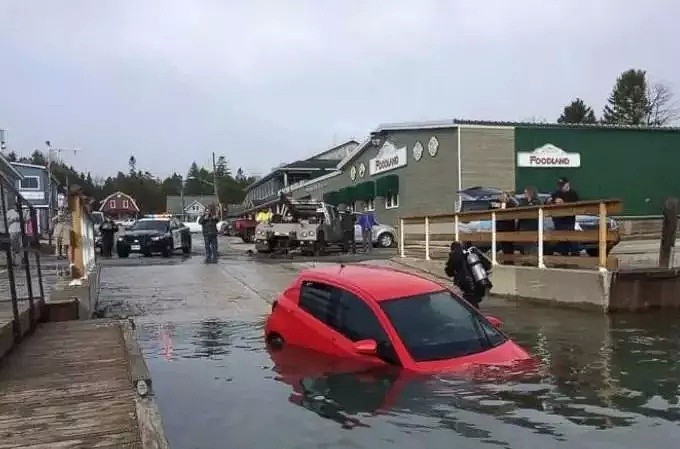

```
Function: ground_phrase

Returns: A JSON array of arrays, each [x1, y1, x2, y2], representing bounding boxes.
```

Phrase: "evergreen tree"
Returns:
[[602, 69, 650, 125], [557, 98, 597, 124]]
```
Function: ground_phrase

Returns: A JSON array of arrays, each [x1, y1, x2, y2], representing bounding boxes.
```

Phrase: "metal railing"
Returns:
[[399, 199, 623, 271], [0, 177, 45, 348]]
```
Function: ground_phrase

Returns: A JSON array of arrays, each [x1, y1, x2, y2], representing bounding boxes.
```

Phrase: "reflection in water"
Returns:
[[136, 311, 680, 449]]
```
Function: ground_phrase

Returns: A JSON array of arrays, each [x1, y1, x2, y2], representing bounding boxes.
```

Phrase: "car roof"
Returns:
[[137, 217, 170, 222], [300, 264, 444, 302]]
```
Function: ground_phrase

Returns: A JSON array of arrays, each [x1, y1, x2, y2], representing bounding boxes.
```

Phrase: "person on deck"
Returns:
[[547, 177, 580, 256]]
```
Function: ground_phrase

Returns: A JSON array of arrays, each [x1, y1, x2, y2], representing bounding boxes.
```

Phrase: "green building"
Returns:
[[271, 120, 680, 227]]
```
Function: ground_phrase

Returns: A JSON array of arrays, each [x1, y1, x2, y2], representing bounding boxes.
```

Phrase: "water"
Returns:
[[99, 238, 680, 449]]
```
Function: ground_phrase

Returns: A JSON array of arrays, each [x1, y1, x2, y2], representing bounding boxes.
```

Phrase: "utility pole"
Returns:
[[212, 152, 221, 219], [180, 176, 185, 221]]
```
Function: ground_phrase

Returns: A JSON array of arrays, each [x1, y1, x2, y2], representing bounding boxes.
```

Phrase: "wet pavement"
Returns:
[[96, 236, 680, 449]]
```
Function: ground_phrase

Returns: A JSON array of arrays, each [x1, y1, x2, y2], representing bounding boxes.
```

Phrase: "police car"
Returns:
[[116, 215, 192, 258]]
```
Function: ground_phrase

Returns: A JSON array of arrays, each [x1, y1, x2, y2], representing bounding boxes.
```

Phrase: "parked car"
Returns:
[[352, 213, 397, 248], [183, 216, 203, 234], [116, 217, 191, 257], [264, 264, 532, 374], [457, 187, 619, 257]]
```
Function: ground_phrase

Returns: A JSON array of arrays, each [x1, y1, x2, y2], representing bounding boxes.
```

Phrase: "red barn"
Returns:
[[99, 191, 140, 219]]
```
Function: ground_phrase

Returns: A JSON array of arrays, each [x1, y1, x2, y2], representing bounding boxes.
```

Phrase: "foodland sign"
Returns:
[[369, 140, 407, 175], [517, 144, 581, 168]]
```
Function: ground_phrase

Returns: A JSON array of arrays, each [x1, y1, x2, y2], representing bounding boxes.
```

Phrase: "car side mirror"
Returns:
[[485, 315, 503, 329], [353, 339, 378, 356]]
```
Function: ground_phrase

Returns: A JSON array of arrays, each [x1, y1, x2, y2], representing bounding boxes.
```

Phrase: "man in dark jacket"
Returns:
[[199, 205, 220, 263], [547, 177, 580, 255], [99, 218, 119, 257]]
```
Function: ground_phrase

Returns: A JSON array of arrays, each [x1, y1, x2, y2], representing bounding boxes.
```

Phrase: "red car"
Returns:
[[264, 264, 532, 374]]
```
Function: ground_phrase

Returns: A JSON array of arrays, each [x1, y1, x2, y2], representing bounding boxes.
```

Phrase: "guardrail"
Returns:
[[68, 188, 96, 279], [0, 175, 45, 348], [398, 199, 623, 270]]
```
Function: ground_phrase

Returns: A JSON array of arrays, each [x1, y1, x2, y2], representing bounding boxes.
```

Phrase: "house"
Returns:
[[10, 162, 60, 236], [99, 191, 140, 219], [241, 139, 359, 214], [166, 195, 218, 221]]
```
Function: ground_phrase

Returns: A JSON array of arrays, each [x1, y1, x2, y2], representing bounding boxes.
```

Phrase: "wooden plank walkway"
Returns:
[[0, 320, 143, 449]]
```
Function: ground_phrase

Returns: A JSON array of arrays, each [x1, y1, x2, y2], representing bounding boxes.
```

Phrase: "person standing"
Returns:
[[199, 205, 219, 263], [357, 211, 376, 254], [340, 207, 356, 254], [494, 192, 516, 259], [99, 218, 119, 257], [6, 202, 22, 266], [547, 177, 580, 255], [517, 186, 542, 255]]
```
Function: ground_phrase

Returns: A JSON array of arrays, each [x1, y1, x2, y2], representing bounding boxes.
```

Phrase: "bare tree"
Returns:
[[646, 82, 680, 126]]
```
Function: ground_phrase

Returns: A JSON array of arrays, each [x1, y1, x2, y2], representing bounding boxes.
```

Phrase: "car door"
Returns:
[[170, 220, 182, 249], [295, 281, 345, 355]]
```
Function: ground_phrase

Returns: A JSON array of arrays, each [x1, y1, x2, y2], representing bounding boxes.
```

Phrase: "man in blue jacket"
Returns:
[[357, 211, 377, 254]]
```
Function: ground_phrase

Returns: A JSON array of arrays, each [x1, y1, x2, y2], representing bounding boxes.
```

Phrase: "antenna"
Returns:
[[129, 155, 137, 171]]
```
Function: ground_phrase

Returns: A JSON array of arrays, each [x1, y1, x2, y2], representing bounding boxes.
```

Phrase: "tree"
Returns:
[[215, 155, 229, 177], [602, 69, 650, 125], [4, 151, 18, 162], [235, 167, 246, 182], [557, 98, 597, 124], [646, 82, 679, 126]]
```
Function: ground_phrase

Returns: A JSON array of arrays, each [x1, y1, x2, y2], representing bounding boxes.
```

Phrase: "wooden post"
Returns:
[[70, 193, 84, 278], [598, 201, 608, 270], [537, 207, 545, 268], [399, 218, 405, 258], [659, 197, 679, 269], [491, 212, 497, 265], [454, 215, 460, 242], [424, 216, 430, 261]]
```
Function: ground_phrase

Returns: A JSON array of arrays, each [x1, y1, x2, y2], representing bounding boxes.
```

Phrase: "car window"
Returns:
[[129, 220, 169, 232], [379, 290, 507, 362], [335, 290, 400, 366], [299, 281, 337, 327]]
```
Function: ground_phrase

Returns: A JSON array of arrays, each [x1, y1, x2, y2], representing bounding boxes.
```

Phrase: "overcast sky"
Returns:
[[1, 0, 678, 180]]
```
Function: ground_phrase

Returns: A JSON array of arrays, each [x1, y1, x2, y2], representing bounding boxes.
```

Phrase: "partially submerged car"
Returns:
[[264, 264, 532, 374]]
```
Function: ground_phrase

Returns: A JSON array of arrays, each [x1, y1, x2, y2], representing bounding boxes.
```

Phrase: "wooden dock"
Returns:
[[0, 320, 151, 449]]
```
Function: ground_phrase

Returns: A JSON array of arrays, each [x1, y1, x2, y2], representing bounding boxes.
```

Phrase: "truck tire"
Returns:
[[314, 233, 326, 257]]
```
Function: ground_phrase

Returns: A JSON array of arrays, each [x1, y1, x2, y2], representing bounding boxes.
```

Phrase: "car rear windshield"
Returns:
[[379, 290, 507, 362], [129, 220, 168, 232]]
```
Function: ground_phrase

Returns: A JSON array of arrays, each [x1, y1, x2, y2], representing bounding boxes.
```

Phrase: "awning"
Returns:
[[323, 191, 340, 205], [354, 181, 375, 200], [375, 175, 399, 197]]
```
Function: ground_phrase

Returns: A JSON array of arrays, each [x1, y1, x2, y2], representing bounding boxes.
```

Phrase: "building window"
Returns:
[[122, 200, 129, 209], [364, 198, 375, 212], [109, 200, 115, 209], [19, 176, 40, 190], [385, 192, 399, 209]]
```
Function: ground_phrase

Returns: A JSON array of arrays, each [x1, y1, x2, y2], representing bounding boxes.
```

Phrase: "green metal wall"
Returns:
[[515, 127, 680, 216]]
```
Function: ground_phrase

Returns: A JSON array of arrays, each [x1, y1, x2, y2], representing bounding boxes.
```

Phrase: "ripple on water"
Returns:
[[127, 314, 680, 449]]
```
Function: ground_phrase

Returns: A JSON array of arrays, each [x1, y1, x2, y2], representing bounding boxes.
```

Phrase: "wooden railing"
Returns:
[[399, 199, 623, 270]]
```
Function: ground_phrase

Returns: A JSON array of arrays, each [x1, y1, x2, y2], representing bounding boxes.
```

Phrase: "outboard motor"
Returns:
[[445, 241, 493, 308]]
